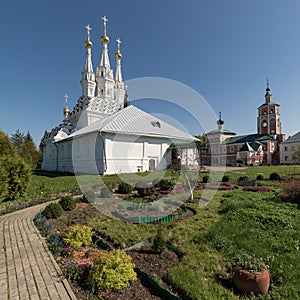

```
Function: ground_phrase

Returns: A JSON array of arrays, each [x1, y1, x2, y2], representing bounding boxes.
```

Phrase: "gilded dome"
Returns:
[[85, 40, 93, 48], [115, 52, 122, 59], [101, 35, 109, 44], [63, 107, 70, 116]]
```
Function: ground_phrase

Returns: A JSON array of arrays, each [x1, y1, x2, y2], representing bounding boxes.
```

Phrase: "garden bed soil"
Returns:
[[49, 203, 183, 299]]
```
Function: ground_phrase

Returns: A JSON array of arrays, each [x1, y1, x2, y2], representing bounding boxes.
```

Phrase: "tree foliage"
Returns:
[[0, 131, 31, 202], [10, 130, 42, 169]]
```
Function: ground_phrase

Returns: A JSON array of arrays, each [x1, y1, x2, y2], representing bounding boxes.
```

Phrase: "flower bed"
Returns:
[[243, 186, 271, 192]]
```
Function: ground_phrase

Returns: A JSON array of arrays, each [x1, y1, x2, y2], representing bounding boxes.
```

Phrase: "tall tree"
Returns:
[[10, 129, 24, 152]]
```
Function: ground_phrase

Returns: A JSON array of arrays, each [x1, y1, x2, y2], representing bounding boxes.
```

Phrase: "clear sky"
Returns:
[[1, 0, 300, 146]]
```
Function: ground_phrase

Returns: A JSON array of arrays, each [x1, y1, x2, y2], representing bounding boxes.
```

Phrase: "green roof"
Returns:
[[239, 141, 262, 152], [225, 133, 275, 145]]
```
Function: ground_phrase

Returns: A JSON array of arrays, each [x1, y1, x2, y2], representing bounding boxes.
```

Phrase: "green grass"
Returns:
[[86, 168, 300, 299], [5, 166, 300, 299], [0, 173, 79, 209]]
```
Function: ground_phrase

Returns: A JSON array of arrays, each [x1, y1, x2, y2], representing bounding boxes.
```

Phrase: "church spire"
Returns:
[[63, 94, 70, 120], [115, 38, 123, 83], [265, 78, 272, 103], [100, 15, 111, 68], [81, 25, 96, 98], [96, 16, 114, 97]]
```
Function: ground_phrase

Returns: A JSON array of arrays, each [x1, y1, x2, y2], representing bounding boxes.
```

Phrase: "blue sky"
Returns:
[[1, 0, 300, 145]]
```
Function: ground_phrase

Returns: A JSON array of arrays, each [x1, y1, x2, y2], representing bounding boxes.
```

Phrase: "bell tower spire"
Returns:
[[80, 25, 96, 98]]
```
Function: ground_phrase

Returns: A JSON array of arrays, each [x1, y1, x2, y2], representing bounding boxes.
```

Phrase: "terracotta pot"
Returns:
[[233, 269, 270, 295]]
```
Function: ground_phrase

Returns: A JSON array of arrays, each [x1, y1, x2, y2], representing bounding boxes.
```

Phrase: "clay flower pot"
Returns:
[[233, 268, 270, 295]]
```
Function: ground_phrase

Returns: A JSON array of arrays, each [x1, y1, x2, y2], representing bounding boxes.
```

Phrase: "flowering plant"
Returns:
[[62, 245, 75, 257], [97, 288, 117, 300]]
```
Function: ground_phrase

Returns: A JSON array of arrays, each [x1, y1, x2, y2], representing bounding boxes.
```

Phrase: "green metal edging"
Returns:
[[135, 268, 182, 300]]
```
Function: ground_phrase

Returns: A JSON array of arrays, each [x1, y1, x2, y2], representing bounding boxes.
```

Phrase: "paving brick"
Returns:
[[0, 202, 77, 300]]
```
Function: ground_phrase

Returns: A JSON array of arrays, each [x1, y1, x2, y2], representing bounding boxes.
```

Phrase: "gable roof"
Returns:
[[206, 129, 236, 135], [239, 141, 262, 152], [224, 133, 275, 145], [64, 105, 198, 142], [281, 131, 300, 144]]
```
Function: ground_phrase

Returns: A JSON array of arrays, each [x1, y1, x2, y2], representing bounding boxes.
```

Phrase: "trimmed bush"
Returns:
[[203, 175, 209, 183], [269, 172, 281, 180], [59, 195, 76, 211], [158, 179, 175, 191], [117, 182, 133, 194], [136, 186, 156, 197], [42, 203, 63, 219], [256, 174, 264, 181], [64, 224, 93, 249], [88, 250, 137, 292], [222, 175, 230, 182]]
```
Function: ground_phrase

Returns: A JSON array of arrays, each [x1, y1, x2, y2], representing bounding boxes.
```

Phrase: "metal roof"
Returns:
[[281, 131, 300, 144], [225, 133, 275, 145], [65, 105, 198, 142]]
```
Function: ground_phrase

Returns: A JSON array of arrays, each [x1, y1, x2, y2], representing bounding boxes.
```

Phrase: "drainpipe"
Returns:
[[99, 132, 107, 173]]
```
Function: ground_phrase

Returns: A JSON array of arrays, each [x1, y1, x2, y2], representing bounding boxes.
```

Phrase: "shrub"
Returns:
[[47, 232, 64, 254], [136, 185, 156, 197], [117, 182, 133, 194], [256, 174, 264, 181], [203, 175, 209, 183], [158, 179, 175, 191], [0, 155, 31, 202], [42, 203, 63, 219], [269, 172, 281, 180], [33, 213, 52, 237], [222, 175, 230, 182], [88, 250, 137, 292], [281, 178, 300, 204], [64, 224, 93, 249], [152, 226, 167, 253], [59, 195, 76, 211], [237, 176, 249, 186]]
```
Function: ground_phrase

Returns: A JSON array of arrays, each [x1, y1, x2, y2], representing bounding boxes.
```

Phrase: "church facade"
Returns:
[[41, 18, 197, 174], [202, 83, 285, 166]]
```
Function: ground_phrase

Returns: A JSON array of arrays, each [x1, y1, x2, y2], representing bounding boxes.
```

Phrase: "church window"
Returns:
[[101, 71, 104, 76], [230, 146, 234, 153], [262, 120, 267, 127], [270, 108, 274, 113], [270, 120, 275, 126]]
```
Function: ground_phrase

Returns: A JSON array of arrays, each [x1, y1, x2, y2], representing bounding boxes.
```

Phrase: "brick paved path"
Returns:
[[0, 203, 77, 300]]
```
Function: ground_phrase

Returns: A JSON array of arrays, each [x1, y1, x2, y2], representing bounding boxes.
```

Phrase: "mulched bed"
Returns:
[[48, 203, 183, 299]]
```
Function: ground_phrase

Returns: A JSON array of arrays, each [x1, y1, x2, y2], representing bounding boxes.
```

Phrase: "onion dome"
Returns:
[[85, 40, 93, 48]]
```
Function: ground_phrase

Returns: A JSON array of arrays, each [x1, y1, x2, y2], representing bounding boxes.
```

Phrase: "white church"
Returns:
[[41, 17, 198, 175]]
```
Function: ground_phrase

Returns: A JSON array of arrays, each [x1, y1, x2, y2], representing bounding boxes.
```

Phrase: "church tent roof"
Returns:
[[63, 105, 198, 143]]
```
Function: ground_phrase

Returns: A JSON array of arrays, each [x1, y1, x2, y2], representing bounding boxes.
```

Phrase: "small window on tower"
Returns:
[[262, 121, 267, 127]]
